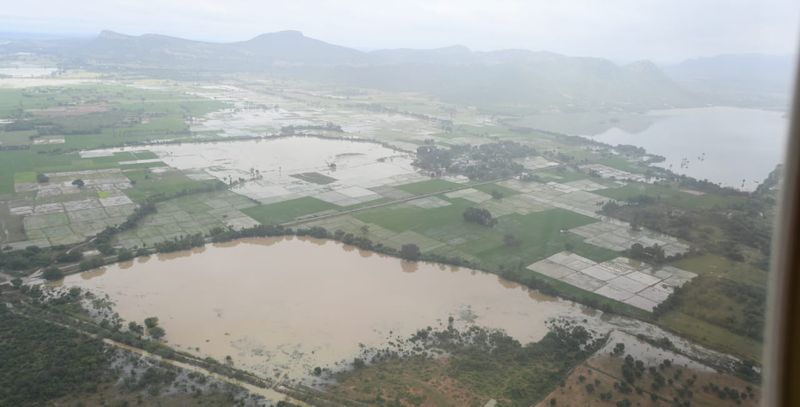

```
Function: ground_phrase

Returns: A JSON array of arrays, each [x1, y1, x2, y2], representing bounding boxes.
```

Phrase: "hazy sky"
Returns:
[[1, 0, 797, 62]]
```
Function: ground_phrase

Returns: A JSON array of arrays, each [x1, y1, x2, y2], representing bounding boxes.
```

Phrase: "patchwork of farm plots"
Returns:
[[0, 133, 696, 314], [571, 221, 690, 256], [299, 177, 694, 309], [4, 168, 136, 248], [115, 191, 259, 248], [85, 137, 429, 206], [0, 78, 699, 314], [187, 84, 445, 149], [528, 251, 696, 311]]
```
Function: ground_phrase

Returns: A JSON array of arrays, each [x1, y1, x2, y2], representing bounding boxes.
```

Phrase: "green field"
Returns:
[[354, 196, 472, 232], [394, 179, 462, 195], [243, 197, 338, 225], [0, 84, 227, 152], [124, 168, 221, 203], [671, 253, 768, 287], [596, 182, 744, 210], [650, 252, 768, 361], [659, 311, 763, 361], [355, 196, 606, 269], [534, 168, 588, 182], [453, 209, 599, 267], [0, 151, 176, 196], [471, 182, 520, 198], [0, 150, 131, 195]]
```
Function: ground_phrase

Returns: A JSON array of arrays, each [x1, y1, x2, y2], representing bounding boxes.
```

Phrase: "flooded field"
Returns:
[[58, 237, 589, 381], [188, 84, 442, 147], [55, 237, 739, 385], [87, 137, 426, 205], [0, 66, 58, 78]]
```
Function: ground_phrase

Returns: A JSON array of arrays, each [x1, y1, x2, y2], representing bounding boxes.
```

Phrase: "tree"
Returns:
[[629, 243, 644, 259], [71, 179, 85, 188], [128, 321, 144, 335], [503, 233, 521, 247], [490, 189, 504, 200], [116, 248, 134, 262], [97, 242, 116, 255], [79, 256, 104, 271], [400, 244, 421, 261], [56, 250, 83, 263], [41, 267, 64, 281], [148, 326, 166, 340], [463, 207, 497, 227], [36, 173, 49, 183], [612, 342, 626, 356], [144, 317, 159, 329]]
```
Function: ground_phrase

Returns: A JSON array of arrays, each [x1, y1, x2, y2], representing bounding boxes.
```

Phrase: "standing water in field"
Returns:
[[56, 237, 588, 382], [55, 237, 739, 384], [84, 136, 427, 205]]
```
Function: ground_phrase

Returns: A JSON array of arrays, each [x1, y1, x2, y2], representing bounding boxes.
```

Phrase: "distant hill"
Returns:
[[663, 54, 796, 108], [11, 30, 790, 110], [303, 52, 690, 111], [232, 30, 368, 65]]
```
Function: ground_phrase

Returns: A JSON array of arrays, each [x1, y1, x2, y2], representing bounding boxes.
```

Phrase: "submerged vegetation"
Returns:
[[0, 282, 270, 406], [329, 320, 604, 406]]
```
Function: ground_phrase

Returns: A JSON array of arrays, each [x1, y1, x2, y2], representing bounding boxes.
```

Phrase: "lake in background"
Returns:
[[584, 107, 788, 190]]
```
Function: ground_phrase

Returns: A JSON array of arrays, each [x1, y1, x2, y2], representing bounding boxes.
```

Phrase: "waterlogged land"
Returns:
[[56, 237, 590, 383], [0, 72, 776, 405], [55, 238, 745, 386]]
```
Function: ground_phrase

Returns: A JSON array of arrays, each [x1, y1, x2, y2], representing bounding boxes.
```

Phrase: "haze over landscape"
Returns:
[[2, 0, 797, 60], [0, 2, 796, 406]]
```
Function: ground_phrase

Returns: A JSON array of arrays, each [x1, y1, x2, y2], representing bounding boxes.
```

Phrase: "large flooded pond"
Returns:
[[584, 107, 788, 190], [58, 237, 590, 381], [56, 237, 740, 384]]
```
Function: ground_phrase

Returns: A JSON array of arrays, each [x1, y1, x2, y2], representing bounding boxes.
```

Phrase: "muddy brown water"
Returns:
[[57, 237, 597, 381]]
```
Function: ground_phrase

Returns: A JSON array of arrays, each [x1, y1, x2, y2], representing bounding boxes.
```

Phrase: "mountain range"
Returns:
[[0, 30, 793, 110]]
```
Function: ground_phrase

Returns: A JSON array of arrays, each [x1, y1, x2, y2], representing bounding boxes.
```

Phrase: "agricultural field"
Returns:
[[595, 182, 746, 210], [0, 72, 775, 406], [0, 83, 226, 150], [0, 76, 741, 322]]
